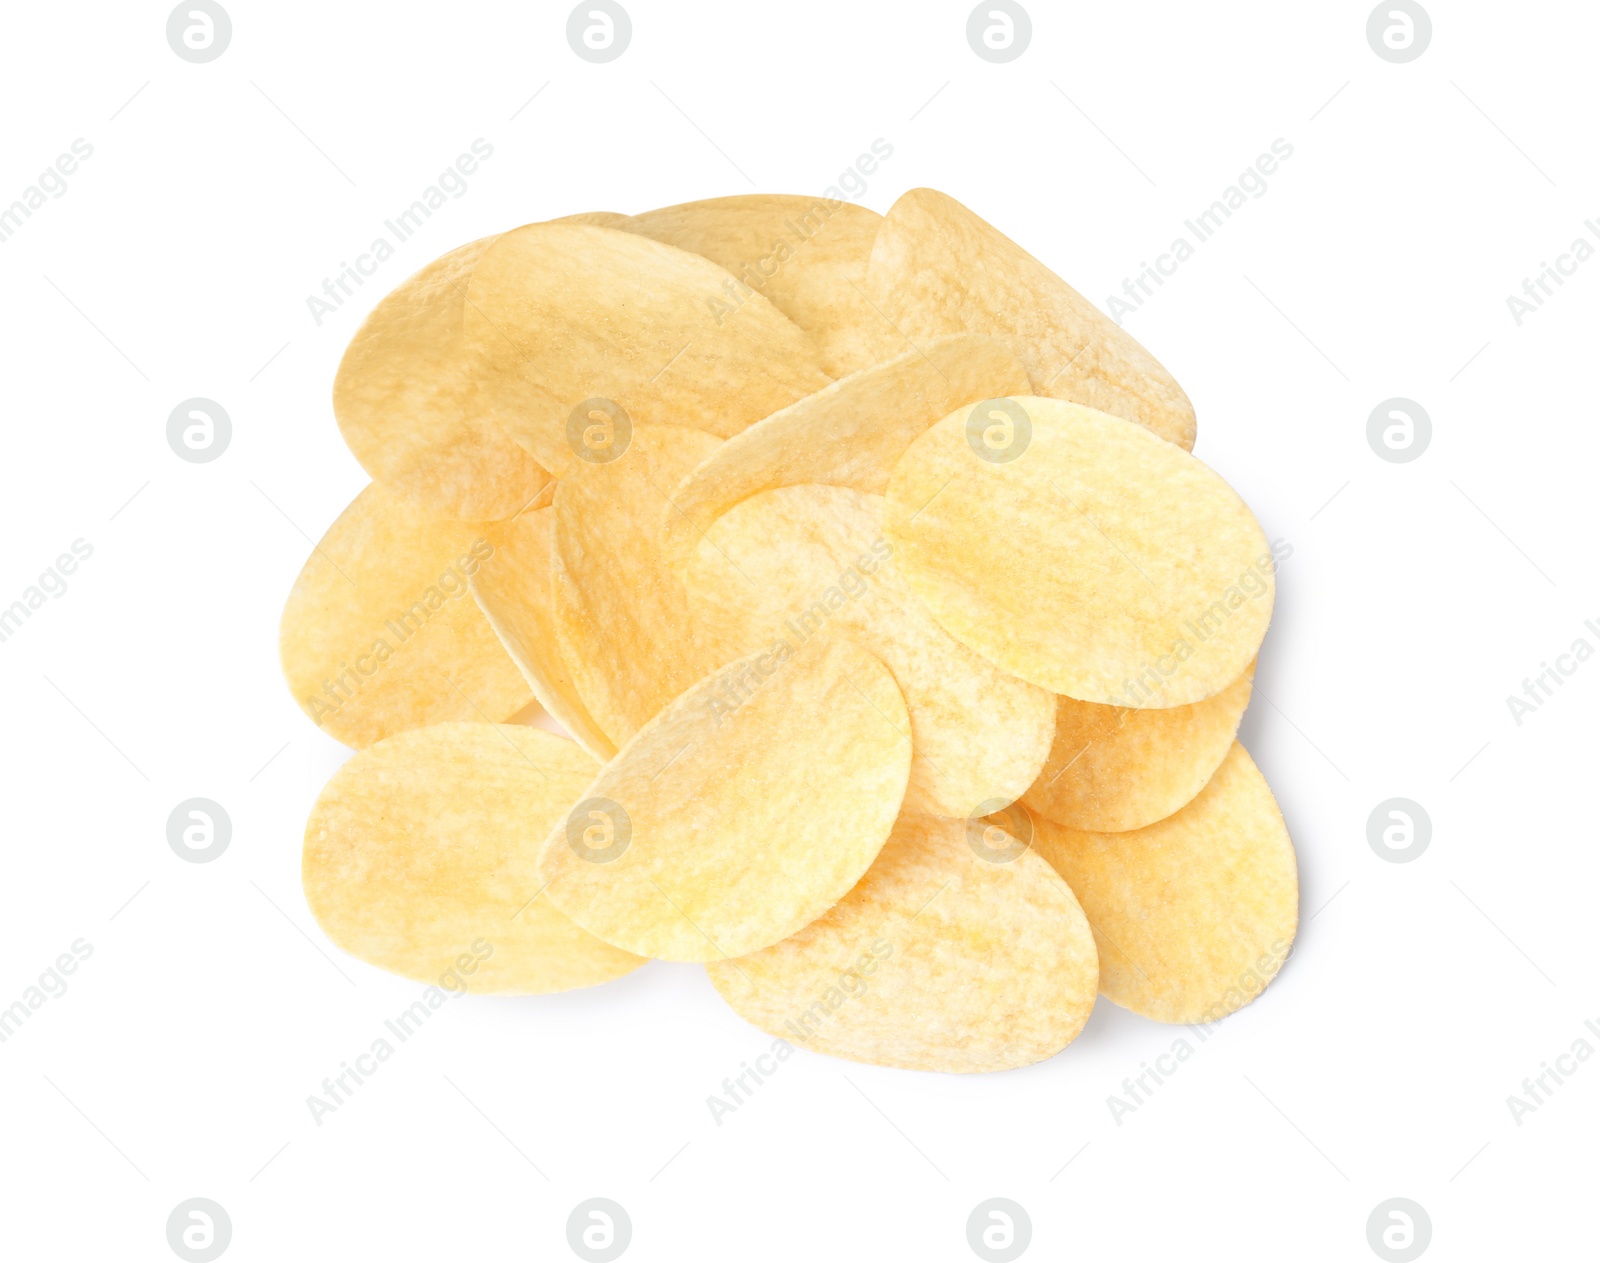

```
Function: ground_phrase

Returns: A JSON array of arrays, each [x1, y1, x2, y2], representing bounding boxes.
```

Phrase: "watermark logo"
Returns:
[[168, 799, 231, 864], [966, 1198, 1031, 1261], [568, 398, 632, 464], [168, 398, 231, 463], [1366, 798, 1429, 864], [566, 798, 631, 863], [166, 1198, 231, 1261], [1365, 1198, 1431, 1260], [167, 3, 232, 63], [566, 1198, 631, 1261], [1366, 2, 1430, 63], [967, 799, 1030, 863], [567, 2, 631, 63], [966, 3, 1031, 63], [966, 398, 1031, 463], [1366, 398, 1429, 464]]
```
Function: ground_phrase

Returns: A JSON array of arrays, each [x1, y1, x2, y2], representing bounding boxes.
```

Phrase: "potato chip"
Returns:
[[551, 424, 729, 747], [707, 812, 1097, 1073], [551, 211, 634, 228], [537, 636, 912, 962], [685, 484, 1053, 817], [303, 723, 643, 993], [1027, 742, 1297, 1023], [624, 194, 895, 377], [1024, 661, 1255, 832], [278, 483, 533, 748], [462, 222, 831, 475], [470, 508, 618, 762], [333, 238, 551, 521], [885, 396, 1273, 706], [658, 333, 1030, 574], [864, 189, 1196, 449]]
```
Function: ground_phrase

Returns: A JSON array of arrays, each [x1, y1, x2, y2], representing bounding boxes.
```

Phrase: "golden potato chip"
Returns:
[[658, 333, 1031, 574], [551, 424, 729, 747], [706, 812, 1097, 1073], [1024, 661, 1255, 832], [303, 723, 643, 993], [864, 188, 1196, 449], [537, 636, 912, 963], [1027, 742, 1297, 1023], [278, 483, 533, 748], [333, 238, 551, 521], [470, 508, 618, 762], [551, 211, 634, 228], [885, 397, 1273, 706], [624, 194, 895, 376], [685, 484, 1053, 817], [462, 221, 831, 475]]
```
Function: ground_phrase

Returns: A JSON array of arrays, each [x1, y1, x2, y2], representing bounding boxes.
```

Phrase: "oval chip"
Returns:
[[624, 193, 896, 377], [278, 482, 532, 748], [303, 723, 644, 994], [461, 221, 831, 475], [333, 238, 551, 521], [1027, 742, 1298, 1024], [1023, 661, 1255, 832], [537, 636, 912, 963], [864, 188, 1195, 448], [552, 423, 730, 748], [659, 333, 1031, 575], [470, 508, 618, 762], [707, 813, 1098, 1073], [885, 397, 1273, 706], [685, 484, 1054, 817]]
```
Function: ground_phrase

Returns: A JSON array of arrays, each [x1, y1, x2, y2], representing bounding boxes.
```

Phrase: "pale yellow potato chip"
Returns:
[[706, 812, 1097, 1073], [278, 483, 533, 748], [462, 221, 831, 475], [885, 397, 1273, 706], [658, 333, 1031, 574], [1028, 742, 1298, 1023], [552, 424, 729, 747], [624, 194, 896, 376], [551, 211, 634, 227], [333, 238, 552, 521], [686, 484, 1053, 817], [864, 188, 1196, 449], [303, 723, 643, 993], [1024, 661, 1255, 832], [470, 508, 618, 762], [538, 636, 912, 962]]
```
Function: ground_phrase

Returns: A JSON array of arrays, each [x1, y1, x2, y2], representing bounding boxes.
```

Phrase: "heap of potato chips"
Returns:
[[283, 190, 1298, 1073]]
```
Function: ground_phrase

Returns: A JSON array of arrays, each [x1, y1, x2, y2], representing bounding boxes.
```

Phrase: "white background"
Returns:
[[1, 1, 1595, 1259]]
